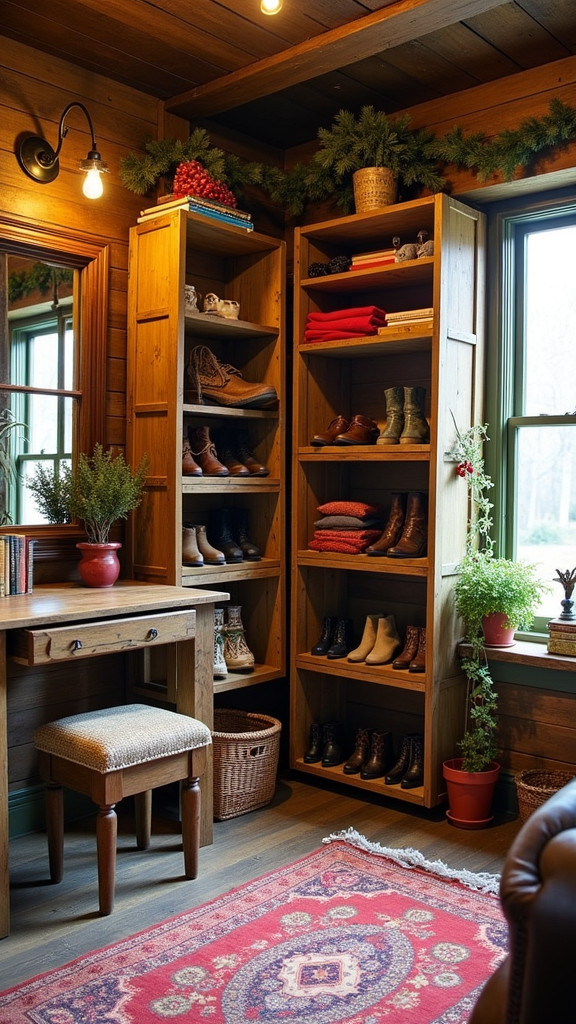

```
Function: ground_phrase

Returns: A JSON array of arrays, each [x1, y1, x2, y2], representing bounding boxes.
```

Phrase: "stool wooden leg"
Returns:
[[45, 782, 64, 883], [96, 804, 117, 916], [181, 776, 201, 879], [134, 790, 152, 850]]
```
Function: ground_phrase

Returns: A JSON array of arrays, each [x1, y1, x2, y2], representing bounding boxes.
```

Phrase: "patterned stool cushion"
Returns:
[[34, 703, 212, 774]]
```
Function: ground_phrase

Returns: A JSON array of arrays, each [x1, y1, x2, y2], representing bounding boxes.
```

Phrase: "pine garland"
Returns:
[[8, 263, 74, 303]]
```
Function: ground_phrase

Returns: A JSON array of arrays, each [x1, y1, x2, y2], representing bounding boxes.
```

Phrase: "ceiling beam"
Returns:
[[165, 0, 507, 119]]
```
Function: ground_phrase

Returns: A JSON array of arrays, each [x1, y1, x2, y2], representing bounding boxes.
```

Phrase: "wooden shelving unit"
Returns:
[[126, 208, 286, 696], [290, 193, 486, 808]]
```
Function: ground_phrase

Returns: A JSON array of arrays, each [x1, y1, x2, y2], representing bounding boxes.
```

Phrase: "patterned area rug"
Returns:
[[0, 828, 506, 1023]]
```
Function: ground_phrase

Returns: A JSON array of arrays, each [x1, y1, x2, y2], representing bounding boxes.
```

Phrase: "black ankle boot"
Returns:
[[326, 618, 354, 659], [304, 722, 323, 763], [321, 722, 345, 767], [233, 507, 261, 561], [401, 734, 424, 788], [208, 508, 243, 563], [385, 734, 415, 785], [343, 727, 372, 775], [311, 616, 338, 656]]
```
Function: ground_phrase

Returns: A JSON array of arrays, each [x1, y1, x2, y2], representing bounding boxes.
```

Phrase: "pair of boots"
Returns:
[[209, 508, 261, 563], [182, 523, 225, 567], [213, 605, 255, 675], [185, 344, 278, 409], [311, 616, 354, 659], [304, 721, 345, 767], [310, 414, 379, 447], [213, 428, 269, 476], [384, 733, 424, 789], [343, 728, 394, 780], [392, 625, 426, 673], [347, 614, 401, 665], [183, 425, 229, 477], [366, 490, 428, 558], [378, 386, 430, 445]]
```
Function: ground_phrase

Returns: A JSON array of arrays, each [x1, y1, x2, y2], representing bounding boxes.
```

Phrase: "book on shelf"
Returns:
[[386, 307, 434, 321], [548, 637, 576, 656], [352, 247, 396, 262], [0, 534, 36, 597], [139, 194, 252, 222], [548, 617, 576, 633], [350, 257, 397, 270]]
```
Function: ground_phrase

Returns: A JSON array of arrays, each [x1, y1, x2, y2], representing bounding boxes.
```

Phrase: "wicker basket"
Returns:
[[353, 167, 397, 213], [212, 709, 281, 820], [515, 769, 574, 823]]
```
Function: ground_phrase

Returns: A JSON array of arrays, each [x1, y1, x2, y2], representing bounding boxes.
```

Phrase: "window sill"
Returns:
[[459, 639, 576, 673]]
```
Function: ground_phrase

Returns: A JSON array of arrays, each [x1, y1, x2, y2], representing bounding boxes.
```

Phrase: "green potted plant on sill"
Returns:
[[27, 444, 148, 588], [0, 409, 27, 526]]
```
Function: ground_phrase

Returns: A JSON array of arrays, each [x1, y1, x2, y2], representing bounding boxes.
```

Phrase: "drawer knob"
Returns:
[[71, 639, 83, 651], [147, 628, 159, 640]]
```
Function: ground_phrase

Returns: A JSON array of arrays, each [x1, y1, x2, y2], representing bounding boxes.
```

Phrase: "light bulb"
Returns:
[[261, 0, 282, 13], [82, 167, 104, 199]]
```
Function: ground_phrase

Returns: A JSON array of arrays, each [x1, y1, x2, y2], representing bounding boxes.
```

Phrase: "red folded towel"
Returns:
[[307, 306, 387, 322], [309, 538, 373, 554]]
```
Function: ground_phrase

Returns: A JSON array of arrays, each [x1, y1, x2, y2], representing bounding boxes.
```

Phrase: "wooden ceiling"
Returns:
[[4, 0, 576, 150]]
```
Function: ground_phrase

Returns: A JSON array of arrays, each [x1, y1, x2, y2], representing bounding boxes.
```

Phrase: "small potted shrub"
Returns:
[[27, 444, 148, 587]]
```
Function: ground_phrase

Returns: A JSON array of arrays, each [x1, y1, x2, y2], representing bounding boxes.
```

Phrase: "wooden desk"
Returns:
[[0, 581, 228, 939]]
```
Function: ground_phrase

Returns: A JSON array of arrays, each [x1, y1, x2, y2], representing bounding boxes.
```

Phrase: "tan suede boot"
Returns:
[[182, 526, 203, 567], [365, 614, 401, 665], [347, 614, 383, 662]]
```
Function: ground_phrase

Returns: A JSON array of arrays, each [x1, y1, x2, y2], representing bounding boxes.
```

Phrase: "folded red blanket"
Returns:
[[313, 529, 382, 542], [304, 328, 378, 342], [309, 538, 373, 554], [307, 306, 387, 322]]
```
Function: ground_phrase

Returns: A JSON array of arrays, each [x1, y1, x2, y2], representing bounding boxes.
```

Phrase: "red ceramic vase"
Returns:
[[76, 542, 121, 588]]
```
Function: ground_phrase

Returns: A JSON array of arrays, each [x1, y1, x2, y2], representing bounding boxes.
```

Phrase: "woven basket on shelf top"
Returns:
[[515, 768, 574, 824], [212, 709, 281, 821], [352, 167, 397, 213]]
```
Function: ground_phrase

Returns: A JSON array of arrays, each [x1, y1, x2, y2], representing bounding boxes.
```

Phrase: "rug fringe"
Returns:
[[323, 827, 501, 895]]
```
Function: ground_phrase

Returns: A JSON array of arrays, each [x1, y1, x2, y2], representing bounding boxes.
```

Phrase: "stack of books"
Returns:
[[0, 534, 35, 597], [138, 194, 254, 231], [378, 307, 434, 331], [547, 617, 576, 656], [350, 247, 396, 271]]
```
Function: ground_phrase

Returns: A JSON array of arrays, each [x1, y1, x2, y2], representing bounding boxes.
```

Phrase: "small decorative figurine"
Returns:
[[203, 292, 240, 319], [552, 567, 576, 620], [416, 229, 435, 258], [184, 284, 199, 313]]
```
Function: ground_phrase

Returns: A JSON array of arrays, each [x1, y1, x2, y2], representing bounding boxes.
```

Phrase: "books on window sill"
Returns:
[[547, 617, 576, 655], [0, 534, 36, 597], [138, 194, 254, 231]]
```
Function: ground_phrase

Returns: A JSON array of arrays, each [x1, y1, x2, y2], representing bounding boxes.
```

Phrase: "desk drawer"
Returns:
[[9, 609, 196, 665]]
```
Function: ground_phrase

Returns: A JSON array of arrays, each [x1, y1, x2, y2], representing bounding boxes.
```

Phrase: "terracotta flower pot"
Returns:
[[443, 757, 501, 829], [482, 611, 516, 647], [76, 542, 121, 588]]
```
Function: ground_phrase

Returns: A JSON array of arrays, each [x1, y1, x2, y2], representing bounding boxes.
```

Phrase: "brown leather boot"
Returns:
[[215, 429, 249, 475], [364, 615, 401, 665], [182, 435, 202, 476], [360, 731, 393, 779], [399, 386, 430, 444], [366, 492, 407, 555], [188, 426, 229, 476], [401, 734, 424, 788], [377, 386, 404, 445], [387, 491, 427, 558], [335, 414, 379, 445], [392, 625, 421, 669], [182, 526, 203, 567], [385, 734, 415, 785], [311, 415, 349, 447], [233, 508, 261, 561], [186, 345, 278, 409], [409, 627, 426, 672], [235, 429, 270, 476], [343, 727, 372, 775]]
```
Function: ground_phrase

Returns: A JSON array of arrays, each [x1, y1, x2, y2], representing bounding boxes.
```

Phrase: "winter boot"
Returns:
[[360, 731, 393, 779], [326, 617, 355, 659], [304, 722, 323, 763], [347, 614, 383, 662], [215, 429, 250, 476], [385, 734, 416, 785], [366, 492, 407, 555], [186, 345, 278, 409], [387, 491, 428, 558], [321, 722, 346, 767], [364, 615, 401, 665], [194, 524, 225, 565], [182, 434, 202, 476], [401, 734, 424, 788], [213, 607, 227, 680], [343, 727, 372, 775], [392, 625, 421, 670], [233, 507, 261, 561], [223, 605, 255, 672], [409, 627, 426, 673], [235, 429, 270, 476], [181, 525, 203, 567], [311, 616, 338, 656], [209, 508, 243, 563], [188, 425, 229, 476], [377, 386, 404, 445], [399, 386, 430, 444]]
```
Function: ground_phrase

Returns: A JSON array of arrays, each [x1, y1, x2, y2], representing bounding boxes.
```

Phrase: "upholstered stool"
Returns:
[[34, 703, 212, 916]]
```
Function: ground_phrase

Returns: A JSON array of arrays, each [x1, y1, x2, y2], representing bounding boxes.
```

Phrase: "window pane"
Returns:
[[524, 225, 576, 416], [516, 424, 576, 620], [29, 330, 59, 389]]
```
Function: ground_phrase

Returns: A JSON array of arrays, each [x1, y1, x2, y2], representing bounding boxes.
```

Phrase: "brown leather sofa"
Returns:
[[470, 777, 576, 1024]]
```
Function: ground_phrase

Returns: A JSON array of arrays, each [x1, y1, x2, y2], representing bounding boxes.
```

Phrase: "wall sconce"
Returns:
[[261, 0, 282, 13], [17, 102, 109, 199]]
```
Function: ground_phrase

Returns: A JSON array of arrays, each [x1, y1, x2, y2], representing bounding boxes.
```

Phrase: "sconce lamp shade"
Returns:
[[17, 102, 109, 198]]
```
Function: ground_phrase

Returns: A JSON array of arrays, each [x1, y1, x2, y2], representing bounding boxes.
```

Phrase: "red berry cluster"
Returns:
[[172, 160, 237, 207], [456, 461, 474, 477]]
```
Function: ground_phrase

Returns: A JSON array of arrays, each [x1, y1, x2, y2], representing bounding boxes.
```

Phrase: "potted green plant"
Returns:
[[27, 444, 148, 587], [0, 409, 26, 526]]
